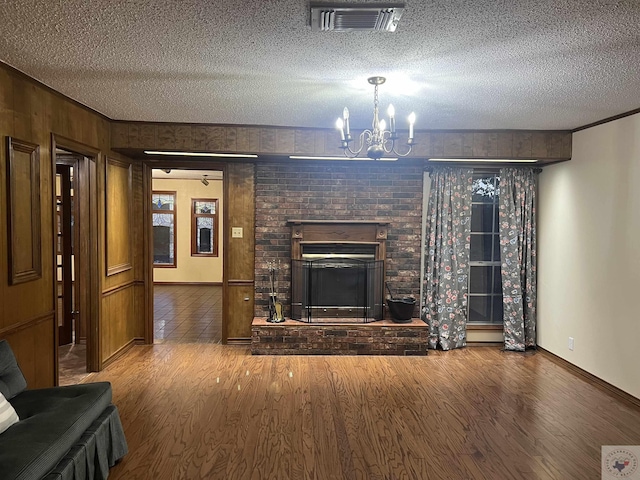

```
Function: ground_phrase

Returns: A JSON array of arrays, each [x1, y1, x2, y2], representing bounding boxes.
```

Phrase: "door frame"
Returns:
[[141, 160, 227, 344], [51, 134, 101, 376]]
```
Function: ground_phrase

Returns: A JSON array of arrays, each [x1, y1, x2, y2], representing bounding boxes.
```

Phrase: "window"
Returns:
[[191, 199, 218, 257], [152, 191, 176, 267], [468, 174, 503, 324]]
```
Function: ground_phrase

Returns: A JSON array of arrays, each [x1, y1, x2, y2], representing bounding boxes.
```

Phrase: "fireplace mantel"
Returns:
[[287, 220, 389, 261]]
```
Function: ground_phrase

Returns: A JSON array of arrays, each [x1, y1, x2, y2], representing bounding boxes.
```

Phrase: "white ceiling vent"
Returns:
[[310, 4, 405, 32]]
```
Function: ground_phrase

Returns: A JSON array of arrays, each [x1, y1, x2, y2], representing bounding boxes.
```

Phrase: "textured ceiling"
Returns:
[[1, 0, 640, 131]]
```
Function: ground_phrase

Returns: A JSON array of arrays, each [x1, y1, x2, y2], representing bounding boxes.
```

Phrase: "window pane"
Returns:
[[472, 176, 497, 203], [152, 194, 174, 210], [153, 213, 174, 264], [470, 234, 493, 261], [493, 266, 503, 294], [153, 213, 173, 228], [196, 217, 214, 253], [153, 225, 174, 264], [471, 204, 494, 232], [469, 266, 492, 294], [194, 201, 216, 214], [469, 296, 491, 322], [493, 234, 501, 261], [492, 295, 504, 323]]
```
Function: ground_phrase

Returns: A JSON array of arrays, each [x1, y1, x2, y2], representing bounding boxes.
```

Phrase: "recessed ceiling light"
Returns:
[[144, 150, 257, 158]]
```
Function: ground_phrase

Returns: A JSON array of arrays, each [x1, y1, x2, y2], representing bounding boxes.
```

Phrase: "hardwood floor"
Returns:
[[154, 284, 222, 343], [89, 345, 640, 480]]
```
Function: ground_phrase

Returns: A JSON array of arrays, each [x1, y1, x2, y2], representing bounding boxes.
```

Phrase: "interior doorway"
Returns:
[[147, 167, 225, 344], [52, 134, 100, 384], [55, 150, 88, 383]]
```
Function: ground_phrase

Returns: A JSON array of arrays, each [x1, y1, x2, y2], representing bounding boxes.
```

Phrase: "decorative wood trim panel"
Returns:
[[0, 310, 54, 337], [102, 280, 136, 297], [105, 157, 133, 276], [111, 122, 573, 163], [6, 136, 42, 285]]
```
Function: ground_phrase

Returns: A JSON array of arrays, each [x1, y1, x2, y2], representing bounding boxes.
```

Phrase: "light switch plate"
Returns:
[[232, 227, 243, 238]]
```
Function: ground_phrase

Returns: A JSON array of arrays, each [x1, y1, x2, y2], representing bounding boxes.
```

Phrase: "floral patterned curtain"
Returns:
[[498, 168, 537, 351], [422, 168, 473, 350]]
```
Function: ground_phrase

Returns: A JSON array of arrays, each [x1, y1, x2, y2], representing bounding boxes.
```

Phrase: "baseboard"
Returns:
[[538, 347, 640, 409], [153, 281, 222, 286], [101, 337, 139, 369], [226, 337, 251, 345], [466, 342, 503, 347]]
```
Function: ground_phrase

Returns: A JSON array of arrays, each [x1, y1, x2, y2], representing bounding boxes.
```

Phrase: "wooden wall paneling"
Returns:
[[3, 314, 55, 389], [101, 284, 135, 362], [294, 129, 315, 154], [6, 137, 42, 284], [11, 77, 33, 141], [0, 64, 144, 382], [226, 282, 255, 342], [105, 157, 133, 276], [225, 162, 255, 342], [235, 127, 260, 152], [109, 121, 573, 162]]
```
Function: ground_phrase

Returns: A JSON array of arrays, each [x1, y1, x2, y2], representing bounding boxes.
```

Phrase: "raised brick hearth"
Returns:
[[251, 318, 428, 356]]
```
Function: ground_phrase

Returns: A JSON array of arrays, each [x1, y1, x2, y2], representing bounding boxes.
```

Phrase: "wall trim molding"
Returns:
[[6, 136, 42, 285], [0, 311, 54, 337], [537, 347, 640, 409], [102, 280, 137, 297], [572, 107, 640, 133], [153, 281, 223, 286]]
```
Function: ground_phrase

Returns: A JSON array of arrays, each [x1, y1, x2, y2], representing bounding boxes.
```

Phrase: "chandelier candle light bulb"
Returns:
[[336, 118, 345, 141], [408, 112, 416, 141], [388, 104, 396, 134], [336, 76, 416, 159], [343, 107, 351, 138]]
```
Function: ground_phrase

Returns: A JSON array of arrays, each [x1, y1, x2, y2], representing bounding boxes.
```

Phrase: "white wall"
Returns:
[[152, 178, 223, 283], [538, 113, 640, 399]]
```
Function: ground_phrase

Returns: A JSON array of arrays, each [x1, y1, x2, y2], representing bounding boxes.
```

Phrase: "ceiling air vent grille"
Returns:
[[310, 4, 405, 32]]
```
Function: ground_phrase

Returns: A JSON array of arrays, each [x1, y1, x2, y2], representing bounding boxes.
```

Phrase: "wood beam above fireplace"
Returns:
[[288, 220, 389, 261]]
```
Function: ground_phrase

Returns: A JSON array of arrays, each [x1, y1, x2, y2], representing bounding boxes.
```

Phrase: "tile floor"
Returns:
[[58, 284, 221, 384], [154, 284, 222, 343]]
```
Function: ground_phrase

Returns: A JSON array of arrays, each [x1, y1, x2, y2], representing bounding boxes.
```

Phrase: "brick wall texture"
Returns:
[[254, 160, 425, 318]]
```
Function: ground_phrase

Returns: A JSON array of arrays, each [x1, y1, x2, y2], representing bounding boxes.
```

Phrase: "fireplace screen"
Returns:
[[291, 258, 384, 323]]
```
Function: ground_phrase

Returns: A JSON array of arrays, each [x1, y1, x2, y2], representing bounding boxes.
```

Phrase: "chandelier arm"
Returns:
[[390, 143, 414, 157], [338, 76, 416, 159]]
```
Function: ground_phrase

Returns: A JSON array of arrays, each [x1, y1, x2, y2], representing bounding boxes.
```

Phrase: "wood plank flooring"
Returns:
[[88, 345, 640, 480]]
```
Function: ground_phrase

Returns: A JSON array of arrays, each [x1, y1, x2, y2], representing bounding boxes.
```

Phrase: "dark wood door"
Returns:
[[56, 164, 74, 346]]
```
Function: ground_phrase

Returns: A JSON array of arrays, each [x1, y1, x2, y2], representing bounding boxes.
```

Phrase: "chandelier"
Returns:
[[336, 76, 415, 159]]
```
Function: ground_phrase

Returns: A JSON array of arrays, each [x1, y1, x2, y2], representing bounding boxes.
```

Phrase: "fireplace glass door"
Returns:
[[291, 258, 383, 323]]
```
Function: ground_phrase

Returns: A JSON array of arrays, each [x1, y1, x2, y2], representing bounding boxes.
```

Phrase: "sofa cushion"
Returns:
[[0, 382, 113, 480], [0, 392, 19, 434], [0, 340, 28, 400]]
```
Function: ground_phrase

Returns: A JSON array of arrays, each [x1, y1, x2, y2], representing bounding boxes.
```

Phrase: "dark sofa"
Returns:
[[0, 340, 128, 480]]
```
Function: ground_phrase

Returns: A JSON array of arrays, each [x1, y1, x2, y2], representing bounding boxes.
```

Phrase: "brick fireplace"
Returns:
[[254, 160, 425, 320], [252, 160, 426, 355]]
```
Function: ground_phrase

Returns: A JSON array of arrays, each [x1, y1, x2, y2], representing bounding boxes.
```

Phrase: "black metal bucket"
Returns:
[[386, 298, 416, 323]]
